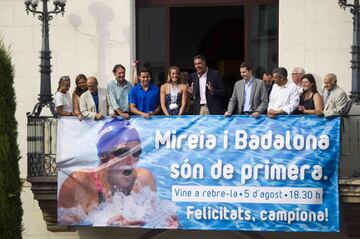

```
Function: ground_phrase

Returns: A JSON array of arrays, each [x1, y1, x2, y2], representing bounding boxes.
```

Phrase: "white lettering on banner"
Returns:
[[234, 130, 329, 150], [185, 206, 328, 223], [239, 160, 323, 184], [170, 159, 204, 179], [169, 159, 326, 183], [186, 206, 253, 221], [259, 208, 328, 224], [154, 129, 330, 151], [155, 130, 216, 149]]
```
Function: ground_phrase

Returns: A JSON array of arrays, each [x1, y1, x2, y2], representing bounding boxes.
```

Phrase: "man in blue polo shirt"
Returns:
[[129, 68, 161, 118]]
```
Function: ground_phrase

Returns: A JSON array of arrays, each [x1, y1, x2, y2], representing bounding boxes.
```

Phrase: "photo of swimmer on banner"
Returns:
[[57, 119, 178, 228]]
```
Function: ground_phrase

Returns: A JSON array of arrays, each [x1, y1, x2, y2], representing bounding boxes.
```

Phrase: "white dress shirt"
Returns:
[[297, 84, 303, 95], [199, 70, 208, 105], [268, 80, 299, 114]]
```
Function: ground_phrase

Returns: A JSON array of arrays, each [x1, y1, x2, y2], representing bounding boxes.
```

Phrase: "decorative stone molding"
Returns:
[[340, 178, 360, 237], [340, 179, 360, 203], [27, 176, 74, 232]]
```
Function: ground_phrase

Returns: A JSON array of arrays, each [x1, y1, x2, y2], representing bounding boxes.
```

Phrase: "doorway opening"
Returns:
[[171, 6, 244, 98], [136, 0, 278, 98]]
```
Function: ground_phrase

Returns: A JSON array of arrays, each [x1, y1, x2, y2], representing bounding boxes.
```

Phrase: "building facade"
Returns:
[[0, 0, 356, 238]]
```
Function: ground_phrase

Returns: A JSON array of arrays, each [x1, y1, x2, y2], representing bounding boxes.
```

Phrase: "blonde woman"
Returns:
[[55, 75, 73, 116], [160, 66, 187, 115]]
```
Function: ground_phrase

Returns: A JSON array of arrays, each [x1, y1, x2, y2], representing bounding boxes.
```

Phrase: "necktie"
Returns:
[[323, 91, 330, 106]]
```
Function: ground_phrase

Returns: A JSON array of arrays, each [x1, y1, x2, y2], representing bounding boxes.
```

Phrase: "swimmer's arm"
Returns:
[[58, 173, 95, 223], [58, 178, 84, 224], [58, 176, 78, 208]]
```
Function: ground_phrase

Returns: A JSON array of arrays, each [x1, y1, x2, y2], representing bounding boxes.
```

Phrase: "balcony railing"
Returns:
[[26, 116, 68, 231], [27, 116, 58, 177]]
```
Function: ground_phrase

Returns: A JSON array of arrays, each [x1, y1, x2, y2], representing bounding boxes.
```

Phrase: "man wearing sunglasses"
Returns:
[[58, 119, 157, 226]]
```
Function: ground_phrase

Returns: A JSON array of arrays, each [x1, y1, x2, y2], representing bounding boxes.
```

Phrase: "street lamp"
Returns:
[[24, 1, 67, 230], [339, 0, 360, 113], [24, 0, 67, 116]]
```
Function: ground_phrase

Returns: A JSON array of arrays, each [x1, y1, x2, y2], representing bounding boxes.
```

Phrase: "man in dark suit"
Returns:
[[189, 55, 225, 115], [225, 62, 268, 117], [262, 71, 274, 99]]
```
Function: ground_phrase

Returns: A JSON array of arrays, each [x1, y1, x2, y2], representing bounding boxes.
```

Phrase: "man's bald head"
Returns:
[[87, 76, 98, 93], [323, 73, 337, 91]]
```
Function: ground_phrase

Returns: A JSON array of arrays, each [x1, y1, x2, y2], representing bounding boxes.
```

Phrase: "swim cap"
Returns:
[[97, 119, 140, 158]]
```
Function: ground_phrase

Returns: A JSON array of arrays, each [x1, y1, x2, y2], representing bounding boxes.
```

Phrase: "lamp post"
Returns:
[[24, 1, 67, 231], [339, 0, 360, 113], [24, 0, 66, 116]]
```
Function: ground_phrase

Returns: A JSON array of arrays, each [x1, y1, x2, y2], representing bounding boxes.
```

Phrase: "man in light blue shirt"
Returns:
[[107, 64, 132, 119], [243, 76, 253, 113]]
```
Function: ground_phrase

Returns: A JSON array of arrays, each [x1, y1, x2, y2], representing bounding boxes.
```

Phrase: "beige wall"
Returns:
[[0, 0, 135, 238], [279, 0, 353, 93], [0, 0, 355, 238]]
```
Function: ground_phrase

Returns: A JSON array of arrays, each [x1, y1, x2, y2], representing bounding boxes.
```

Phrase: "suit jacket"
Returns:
[[322, 85, 348, 117], [79, 88, 113, 120], [227, 78, 268, 114], [190, 68, 225, 115]]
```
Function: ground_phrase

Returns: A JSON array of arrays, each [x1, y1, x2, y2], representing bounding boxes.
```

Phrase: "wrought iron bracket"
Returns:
[[30, 101, 58, 117]]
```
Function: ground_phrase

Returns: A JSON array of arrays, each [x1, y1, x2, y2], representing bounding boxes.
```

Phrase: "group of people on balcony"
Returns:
[[54, 54, 348, 120], [56, 54, 349, 227]]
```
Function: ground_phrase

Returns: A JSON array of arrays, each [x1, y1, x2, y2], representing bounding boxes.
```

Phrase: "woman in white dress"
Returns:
[[55, 75, 73, 116]]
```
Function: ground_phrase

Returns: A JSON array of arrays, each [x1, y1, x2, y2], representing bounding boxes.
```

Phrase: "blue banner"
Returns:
[[57, 115, 340, 231]]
